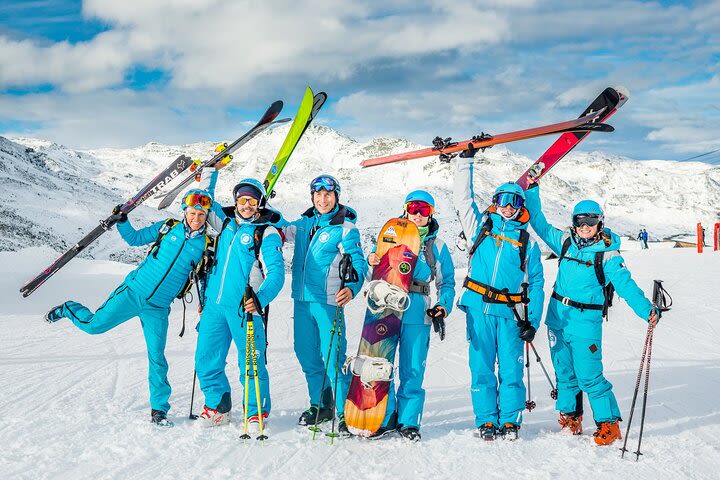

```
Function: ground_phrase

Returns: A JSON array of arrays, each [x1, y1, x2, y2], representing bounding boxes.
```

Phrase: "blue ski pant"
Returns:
[[548, 328, 621, 423], [382, 322, 431, 429], [293, 300, 350, 415], [466, 310, 525, 428], [59, 283, 171, 413], [195, 304, 270, 417]]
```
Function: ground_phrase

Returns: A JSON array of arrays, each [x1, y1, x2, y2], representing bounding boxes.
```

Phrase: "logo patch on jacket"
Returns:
[[170, 235, 177, 241], [318, 232, 330, 243], [240, 233, 252, 245]]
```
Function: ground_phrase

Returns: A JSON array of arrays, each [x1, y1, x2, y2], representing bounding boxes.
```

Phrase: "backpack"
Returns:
[[558, 236, 615, 320], [468, 216, 530, 272]]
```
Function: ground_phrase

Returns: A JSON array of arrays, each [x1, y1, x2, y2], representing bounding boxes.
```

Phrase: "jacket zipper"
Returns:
[[216, 228, 239, 304]]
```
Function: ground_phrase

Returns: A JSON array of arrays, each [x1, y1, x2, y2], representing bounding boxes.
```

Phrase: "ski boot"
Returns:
[[500, 423, 519, 441], [44, 304, 66, 323], [337, 414, 351, 437], [558, 413, 583, 435], [151, 409, 174, 428], [198, 405, 230, 427], [593, 420, 621, 446], [477, 422, 496, 441], [399, 426, 421, 442], [369, 412, 398, 440], [247, 412, 269, 434], [298, 405, 333, 426]]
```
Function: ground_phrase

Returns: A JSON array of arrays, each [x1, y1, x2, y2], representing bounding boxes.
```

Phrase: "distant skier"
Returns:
[[642, 229, 649, 249], [366, 190, 456, 441], [525, 178, 659, 446], [636, 230, 644, 249], [453, 150, 544, 441], [194, 170, 285, 431], [278, 175, 366, 434], [45, 188, 216, 427], [702, 227, 707, 247]]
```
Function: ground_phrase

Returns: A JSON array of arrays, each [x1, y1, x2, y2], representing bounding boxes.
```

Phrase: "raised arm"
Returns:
[[117, 218, 165, 247], [453, 156, 485, 244], [524, 184, 565, 255]]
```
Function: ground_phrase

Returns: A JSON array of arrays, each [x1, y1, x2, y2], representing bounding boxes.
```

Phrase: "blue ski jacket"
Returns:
[[279, 204, 367, 306], [525, 185, 653, 340], [453, 156, 545, 328]]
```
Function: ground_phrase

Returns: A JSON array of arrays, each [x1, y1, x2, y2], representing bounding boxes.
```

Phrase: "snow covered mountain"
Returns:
[[2, 125, 718, 266]]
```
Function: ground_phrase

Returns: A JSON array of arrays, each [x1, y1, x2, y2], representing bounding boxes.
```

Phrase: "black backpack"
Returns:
[[558, 235, 615, 320]]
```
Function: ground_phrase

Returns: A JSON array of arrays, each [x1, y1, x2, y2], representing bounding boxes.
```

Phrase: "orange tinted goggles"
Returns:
[[184, 193, 212, 210], [236, 197, 259, 206]]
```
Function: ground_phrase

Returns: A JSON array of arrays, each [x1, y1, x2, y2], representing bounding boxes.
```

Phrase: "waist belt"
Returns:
[[463, 277, 524, 305], [551, 291, 604, 311], [408, 280, 430, 295]]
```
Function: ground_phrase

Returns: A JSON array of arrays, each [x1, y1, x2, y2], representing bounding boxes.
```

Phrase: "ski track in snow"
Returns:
[[1, 248, 719, 480]]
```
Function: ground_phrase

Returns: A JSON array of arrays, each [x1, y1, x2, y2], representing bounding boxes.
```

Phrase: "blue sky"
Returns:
[[0, 0, 718, 162]]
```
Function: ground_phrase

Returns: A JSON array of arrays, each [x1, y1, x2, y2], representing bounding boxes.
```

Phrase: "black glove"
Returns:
[[110, 204, 128, 223], [427, 305, 447, 341], [518, 320, 536, 343], [458, 145, 480, 158]]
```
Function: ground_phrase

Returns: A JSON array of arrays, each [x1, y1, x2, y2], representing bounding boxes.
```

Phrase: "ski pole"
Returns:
[[528, 342, 558, 400], [189, 371, 198, 420], [620, 323, 653, 460], [188, 264, 204, 420], [240, 286, 268, 444], [525, 342, 535, 411], [310, 316, 337, 440]]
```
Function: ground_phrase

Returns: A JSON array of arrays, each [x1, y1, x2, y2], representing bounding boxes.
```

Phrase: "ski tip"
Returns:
[[613, 85, 630, 100]]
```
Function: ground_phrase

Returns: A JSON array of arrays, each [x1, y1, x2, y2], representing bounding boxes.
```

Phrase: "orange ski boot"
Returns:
[[593, 420, 621, 446], [558, 413, 583, 435]]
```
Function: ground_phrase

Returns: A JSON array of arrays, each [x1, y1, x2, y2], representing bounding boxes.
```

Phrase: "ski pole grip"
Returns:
[[244, 285, 263, 319]]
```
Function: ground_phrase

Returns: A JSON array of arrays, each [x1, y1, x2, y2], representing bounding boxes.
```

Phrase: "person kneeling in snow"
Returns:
[[525, 177, 659, 446], [45, 188, 216, 427], [193, 171, 284, 433]]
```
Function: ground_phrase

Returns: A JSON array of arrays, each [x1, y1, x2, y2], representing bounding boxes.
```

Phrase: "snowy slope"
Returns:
[[3, 125, 718, 266], [1, 247, 718, 479]]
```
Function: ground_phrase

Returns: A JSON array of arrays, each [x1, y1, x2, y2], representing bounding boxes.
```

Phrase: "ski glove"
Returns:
[[427, 305, 447, 341], [458, 145, 480, 158], [110, 204, 128, 223], [518, 320, 536, 343]]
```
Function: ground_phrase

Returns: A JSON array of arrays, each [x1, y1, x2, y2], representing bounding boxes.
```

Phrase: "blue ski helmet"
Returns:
[[492, 182, 525, 210], [182, 188, 212, 211], [310, 175, 341, 199], [404, 190, 435, 208], [233, 178, 267, 204], [573, 199, 603, 216]]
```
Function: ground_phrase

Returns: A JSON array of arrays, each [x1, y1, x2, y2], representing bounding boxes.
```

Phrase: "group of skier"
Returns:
[[44, 148, 660, 446]]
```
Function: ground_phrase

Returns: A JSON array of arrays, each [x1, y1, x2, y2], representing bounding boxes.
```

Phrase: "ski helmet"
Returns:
[[572, 200, 604, 229], [404, 190, 435, 208], [232, 178, 266, 204], [182, 188, 212, 211], [310, 175, 341, 199]]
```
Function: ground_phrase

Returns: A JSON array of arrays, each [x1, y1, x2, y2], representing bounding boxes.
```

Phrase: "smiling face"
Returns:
[[498, 204, 518, 219], [235, 196, 259, 219], [407, 211, 429, 227], [575, 223, 599, 239], [184, 208, 207, 231], [313, 189, 336, 214]]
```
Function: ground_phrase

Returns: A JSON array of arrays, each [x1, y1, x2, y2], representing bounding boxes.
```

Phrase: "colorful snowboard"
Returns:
[[344, 218, 420, 437]]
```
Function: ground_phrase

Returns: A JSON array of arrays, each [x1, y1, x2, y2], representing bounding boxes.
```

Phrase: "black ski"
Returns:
[[20, 154, 194, 297], [157, 101, 288, 210]]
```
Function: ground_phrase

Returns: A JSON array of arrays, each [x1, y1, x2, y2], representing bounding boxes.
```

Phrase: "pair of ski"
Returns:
[[20, 88, 327, 298], [345, 87, 629, 437]]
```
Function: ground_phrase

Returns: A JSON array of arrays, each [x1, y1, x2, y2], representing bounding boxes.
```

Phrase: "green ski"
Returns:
[[263, 87, 327, 198]]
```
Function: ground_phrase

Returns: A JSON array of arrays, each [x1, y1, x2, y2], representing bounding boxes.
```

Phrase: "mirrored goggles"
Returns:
[[405, 201, 433, 217], [492, 192, 524, 209], [572, 213, 603, 228], [310, 176, 338, 193], [236, 197, 259, 207], [184, 193, 212, 210]]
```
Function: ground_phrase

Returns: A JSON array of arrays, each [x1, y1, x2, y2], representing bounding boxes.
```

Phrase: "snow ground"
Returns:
[[1, 247, 719, 480]]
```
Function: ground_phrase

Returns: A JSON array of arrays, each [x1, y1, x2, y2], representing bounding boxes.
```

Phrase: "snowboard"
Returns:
[[344, 218, 420, 437]]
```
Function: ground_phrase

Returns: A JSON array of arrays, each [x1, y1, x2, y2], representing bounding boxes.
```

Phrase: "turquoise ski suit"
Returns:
[[453, 156, 545, 428], [525, 184, 653, 423], [194, 174, 285, 417], [55, 217, 210, 413], [379, 218, 456, 430], [279, 204, 367, 415]]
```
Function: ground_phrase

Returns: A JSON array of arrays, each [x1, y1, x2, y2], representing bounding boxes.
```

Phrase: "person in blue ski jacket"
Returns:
[[45, 188, 216, 427], [277, 175, 367, 433], [366, 190, 456, 441], [524, 179, 659, 446], [194, 171, 285, 431], [453, 152, 544, 441]]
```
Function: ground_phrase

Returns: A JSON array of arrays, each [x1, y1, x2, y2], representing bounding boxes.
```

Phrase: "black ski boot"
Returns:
[[369, 411, 398, 439], [298, 405, 333, 426], [500, 423, 519, 441], [399, 426, 421, 442], [151, 409, 174, 428], [477, 422, 496, 441], [45, 303, 66, 323], [336, 414, 351, 437]]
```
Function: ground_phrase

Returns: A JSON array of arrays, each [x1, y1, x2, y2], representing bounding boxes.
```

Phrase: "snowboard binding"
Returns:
[[365, 280, 410, 314], [343, 355, 394, 389]]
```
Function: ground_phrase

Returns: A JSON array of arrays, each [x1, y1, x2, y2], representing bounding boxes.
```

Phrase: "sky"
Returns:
[[0, 0, 718, 162]]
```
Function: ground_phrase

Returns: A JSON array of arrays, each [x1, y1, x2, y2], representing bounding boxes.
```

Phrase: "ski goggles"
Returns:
[[493, 192, 524, 209], [405, 201, 433, 217], [183, 193, 212, 210], [236, 197, 259, 207], [310, 176, 339, 193], [572, 213, 603, 228]]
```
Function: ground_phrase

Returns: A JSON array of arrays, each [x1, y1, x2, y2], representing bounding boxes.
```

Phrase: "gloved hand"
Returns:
[[427, 305, 447, 340], [458, 144, 480, 158], [110, 204, 128, 223], [518, 320, 536, 343]]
